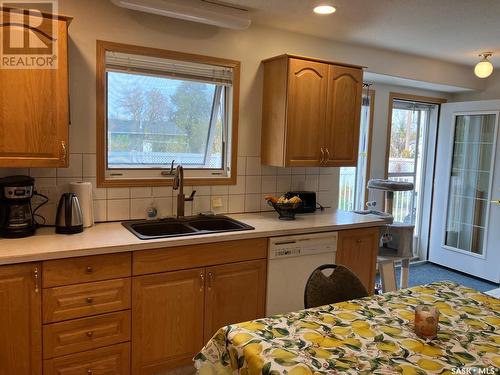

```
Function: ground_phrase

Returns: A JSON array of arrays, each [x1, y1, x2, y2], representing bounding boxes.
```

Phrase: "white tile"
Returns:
[[276, 175, 291, 193], [130, 198, 151, 219], [211, 185, 229, 195], [306, 167, 320, 175], [57, 153, 83, 178], [261, 165, 277, 176], [93, 200, 107, 222], [245, 175, 261, 194], [82, 154, 96, 178], [88, 178, 106, 200], [107, 199, 130, 221], [277, 167, 291, 175], [291, 175, 306, 190], [36, 202, 56, 226], [56, 178, 81, 198], [244, 194, 261, 212], [194, 186, 211, 196], [228, 176, 245, 195], [237, 156, 246, 176], [318, 191, 335, 208], [157, 197, 173, 217], [153, 186, 173, 197], [193, 196, 211, 214], [211, 195, 228, 214], [228, 195, 245, 213], [320, 167, 337, 175], [319, 174, 336, 191], [261, 175, 277, 194], [305, 175, 319, 191], [130, 187, 153, 198], [246, 157, 261, 176], [34, 177, 57, 188], [30, 168, 56, 178], [291, 167, 306, 175], [107, 187, 130, 199], [260, 194, 275, 212], [0, 168, 29, 177]]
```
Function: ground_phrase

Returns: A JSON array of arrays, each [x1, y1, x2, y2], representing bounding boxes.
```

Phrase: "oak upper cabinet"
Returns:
[[0, 263, 42, 375], [204, 259, 267, 341], [336, 227, 379, 294], [0, 10, 71, 168], [132, 268, 205, 374], [261, 54, 363, 167]]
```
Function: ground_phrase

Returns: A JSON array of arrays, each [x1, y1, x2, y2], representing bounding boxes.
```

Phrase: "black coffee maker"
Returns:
[[0, 176, 36, 238]]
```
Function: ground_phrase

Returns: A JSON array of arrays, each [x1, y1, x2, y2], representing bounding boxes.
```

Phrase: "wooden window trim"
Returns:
[[364, 88, 376, 206], [96, 40, 240, 188], [384, 92, 447, 180]]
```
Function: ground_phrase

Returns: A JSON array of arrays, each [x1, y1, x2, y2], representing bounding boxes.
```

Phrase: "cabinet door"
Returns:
[[336, 228, 379, 294], [132, 268, 205, 374], [324, 65, 363, 166], [0, 15, 69, 168], [204, 260, 266, 342], [0, 263, 42, 375], [286, 58, 328, 167]]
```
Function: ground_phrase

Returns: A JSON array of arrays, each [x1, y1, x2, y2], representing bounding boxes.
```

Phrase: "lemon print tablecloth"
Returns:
[[194, 281, 500, 375]]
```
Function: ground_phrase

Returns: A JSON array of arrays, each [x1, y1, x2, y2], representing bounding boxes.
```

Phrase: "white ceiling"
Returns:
[[220, 0, 500, 68]]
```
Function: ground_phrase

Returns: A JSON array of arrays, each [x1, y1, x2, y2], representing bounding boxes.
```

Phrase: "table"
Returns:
[[194, 282, 500, 375]]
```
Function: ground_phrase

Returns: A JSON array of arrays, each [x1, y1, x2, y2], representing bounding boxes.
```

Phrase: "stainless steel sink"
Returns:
[[122, 215, 254, 240]]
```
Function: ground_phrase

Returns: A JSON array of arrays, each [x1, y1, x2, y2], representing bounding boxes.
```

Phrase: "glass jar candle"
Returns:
[[415, 305, 440, 339]]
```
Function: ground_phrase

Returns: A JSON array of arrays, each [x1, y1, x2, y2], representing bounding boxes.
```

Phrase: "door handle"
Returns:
[[325, 148, 330, 161], [199, 271, 204, 291], [207, 272, 213, 291], [491, 200, 500, 205]]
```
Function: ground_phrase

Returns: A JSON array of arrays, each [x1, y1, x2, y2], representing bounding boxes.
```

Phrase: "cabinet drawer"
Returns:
[[43, 253, 131, 288], [43, 311, 131, 359], [133, 238, 267, 275], [43, 278, 131, 323], [44, 342, 130, 375]]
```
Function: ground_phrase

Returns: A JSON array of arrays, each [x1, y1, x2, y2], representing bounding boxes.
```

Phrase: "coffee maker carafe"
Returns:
[[0, 176, 36, 238]]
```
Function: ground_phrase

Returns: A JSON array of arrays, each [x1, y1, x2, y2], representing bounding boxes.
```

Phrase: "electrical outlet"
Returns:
[[36, 186, 58, 202], [211, 197, 223, 209]]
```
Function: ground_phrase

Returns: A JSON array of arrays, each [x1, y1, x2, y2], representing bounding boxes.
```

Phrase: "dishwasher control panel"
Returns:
[[268, 232, 338, 259]]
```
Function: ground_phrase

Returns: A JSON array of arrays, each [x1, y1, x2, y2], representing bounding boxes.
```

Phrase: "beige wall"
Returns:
[[452, 74, 500, 101]]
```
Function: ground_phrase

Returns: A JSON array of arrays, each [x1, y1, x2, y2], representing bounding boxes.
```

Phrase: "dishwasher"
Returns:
[[266, 231, 338, 316]]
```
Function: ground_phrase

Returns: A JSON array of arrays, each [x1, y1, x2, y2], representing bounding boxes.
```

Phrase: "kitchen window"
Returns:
[[96, 41, 240, 187]]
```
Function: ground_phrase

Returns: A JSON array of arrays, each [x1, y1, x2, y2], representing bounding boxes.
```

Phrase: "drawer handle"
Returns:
[[85, 266, 93, 274], [86, 331, 93, 338], [86, 297, 93, 304]]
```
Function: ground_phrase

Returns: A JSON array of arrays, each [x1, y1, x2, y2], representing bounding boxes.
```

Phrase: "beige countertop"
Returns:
[[0, 209, 384, 265]]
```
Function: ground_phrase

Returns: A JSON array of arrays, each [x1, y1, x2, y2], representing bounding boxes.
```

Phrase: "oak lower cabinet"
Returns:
[[336, 227, 379, 294], [0, 263, 42, 375], [131, 239, 268, 374], [261, 54, 364, 168]]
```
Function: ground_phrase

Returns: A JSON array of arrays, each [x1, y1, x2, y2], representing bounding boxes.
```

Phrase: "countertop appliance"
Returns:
[[0, 175, 36, 238], [285, 191, 316, 213], [56, 193, 83, 234], [266, 231, 337, 316]]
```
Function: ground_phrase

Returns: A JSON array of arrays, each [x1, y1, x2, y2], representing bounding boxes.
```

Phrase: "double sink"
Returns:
[[122, 215, 254, 240]]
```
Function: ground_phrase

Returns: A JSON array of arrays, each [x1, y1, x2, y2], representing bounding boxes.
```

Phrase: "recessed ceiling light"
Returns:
[[313, 5, 336, 15]]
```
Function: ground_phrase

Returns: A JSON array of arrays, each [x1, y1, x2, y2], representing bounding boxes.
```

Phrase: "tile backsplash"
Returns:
[[0, 155, 339, 225]]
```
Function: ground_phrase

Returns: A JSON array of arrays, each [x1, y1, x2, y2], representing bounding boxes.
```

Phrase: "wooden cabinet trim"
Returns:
[[133, 238, 267, 276], [43, 252, 131, 288], [43, 310, 131, 359], [43, 342, 130, 375], [43, 278, 131, 323]]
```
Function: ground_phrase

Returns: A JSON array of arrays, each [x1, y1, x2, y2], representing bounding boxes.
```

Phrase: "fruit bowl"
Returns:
[[266, 198, 302, 220]]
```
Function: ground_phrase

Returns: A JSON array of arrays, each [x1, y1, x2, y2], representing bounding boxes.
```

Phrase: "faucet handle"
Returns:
[[185, 190, 196, 201], [160, 160, 176, 176]]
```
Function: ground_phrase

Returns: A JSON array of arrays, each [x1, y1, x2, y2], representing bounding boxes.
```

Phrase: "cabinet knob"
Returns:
[[356, 239, 362, 244], [325, 148, 330, 161], [86, 297, 93, 304], [320, 148, 325, 164], [85, 266, 93, 274], [87, 370, 93, 375], [86, 331, 93, 338]]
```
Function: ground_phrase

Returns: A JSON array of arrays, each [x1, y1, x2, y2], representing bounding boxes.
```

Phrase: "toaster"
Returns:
[[285, 191, 316, 213]]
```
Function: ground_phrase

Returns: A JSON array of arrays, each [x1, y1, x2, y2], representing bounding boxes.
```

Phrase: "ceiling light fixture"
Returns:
[[313, 4, 336, 15], [474, 52, 494, 78]]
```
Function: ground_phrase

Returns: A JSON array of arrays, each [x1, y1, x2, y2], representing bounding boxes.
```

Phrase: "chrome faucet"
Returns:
[[172, 165, 196, 218]]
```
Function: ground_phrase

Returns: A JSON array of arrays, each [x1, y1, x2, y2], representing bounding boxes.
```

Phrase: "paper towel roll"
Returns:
[[69, 181, 94, 228]]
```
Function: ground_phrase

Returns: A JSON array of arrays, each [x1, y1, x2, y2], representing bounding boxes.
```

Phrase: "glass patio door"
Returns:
[[429, 100, 500, 283]]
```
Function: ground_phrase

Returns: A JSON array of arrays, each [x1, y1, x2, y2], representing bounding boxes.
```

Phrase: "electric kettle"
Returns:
[[55, 193, 84, 234]]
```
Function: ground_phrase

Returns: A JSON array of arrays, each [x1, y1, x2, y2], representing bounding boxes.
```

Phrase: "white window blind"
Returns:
[[105, 51, 233, 86]]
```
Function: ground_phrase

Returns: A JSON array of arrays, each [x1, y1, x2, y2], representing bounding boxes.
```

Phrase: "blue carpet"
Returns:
[[377, 262, 499, 292]]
